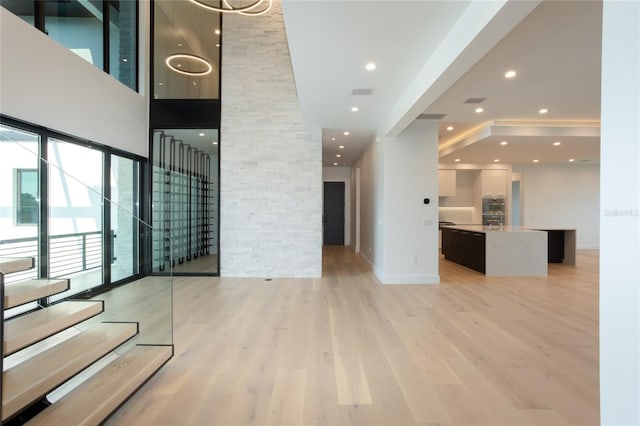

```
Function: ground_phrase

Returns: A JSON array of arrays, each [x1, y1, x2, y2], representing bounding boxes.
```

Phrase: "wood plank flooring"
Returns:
[[106, 247, 599, 426]]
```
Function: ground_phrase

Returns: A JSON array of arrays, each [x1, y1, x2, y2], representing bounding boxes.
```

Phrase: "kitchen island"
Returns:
[[441, 225, 548, 276]]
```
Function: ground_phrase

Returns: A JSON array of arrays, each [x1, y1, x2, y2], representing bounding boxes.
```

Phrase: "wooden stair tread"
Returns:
[[4, 301, 104, 356], [27, 345, 173, 426], [0, 257, 34, 275], [2, 322, 138, 422], [4, 279, 70, 309]]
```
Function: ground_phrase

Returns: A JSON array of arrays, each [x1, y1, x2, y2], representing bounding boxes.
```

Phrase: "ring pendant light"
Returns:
[[165, 54, 213, 76]]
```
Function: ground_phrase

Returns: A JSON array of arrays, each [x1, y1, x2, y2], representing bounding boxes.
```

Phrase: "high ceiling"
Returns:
[[282, 0, 602, 167]]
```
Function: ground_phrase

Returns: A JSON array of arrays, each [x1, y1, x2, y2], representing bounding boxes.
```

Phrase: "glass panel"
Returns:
[[0, 122, 173, 350], [45, 0, 104, 69], [48, 138, 104, 300], [153, 1, 220, 99], [0, 0, 36, 26], [0, 126, 40, 292], [152, 129, 218, 274], [110, 154, 139, 282], [84, 218, 173, 346], [109, 0, 137, 90]]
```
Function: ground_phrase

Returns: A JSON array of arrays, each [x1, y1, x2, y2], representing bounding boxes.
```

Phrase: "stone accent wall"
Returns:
[[220, 2, 322, 277]]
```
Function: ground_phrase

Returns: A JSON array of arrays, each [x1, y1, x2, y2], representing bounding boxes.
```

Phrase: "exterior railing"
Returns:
[[0, 231, 102, 283]]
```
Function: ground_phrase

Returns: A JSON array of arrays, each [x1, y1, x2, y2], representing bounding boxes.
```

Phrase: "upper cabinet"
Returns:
[[438, 170, 456, 197], [480, 170, 507, 197]]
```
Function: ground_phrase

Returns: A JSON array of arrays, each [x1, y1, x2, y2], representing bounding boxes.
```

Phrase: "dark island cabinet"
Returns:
[[441, 228, 486, 273]]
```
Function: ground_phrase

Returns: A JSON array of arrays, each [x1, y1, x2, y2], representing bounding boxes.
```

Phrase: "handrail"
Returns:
[[0, 230, 101, 246], [0, 231, 103, 282]]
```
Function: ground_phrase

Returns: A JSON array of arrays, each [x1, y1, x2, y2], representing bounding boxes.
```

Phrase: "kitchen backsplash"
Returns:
[[439, 206, 475, 224]]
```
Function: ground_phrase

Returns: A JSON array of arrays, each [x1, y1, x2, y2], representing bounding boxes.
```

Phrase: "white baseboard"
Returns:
[[358, 253, 440, 285], [378, 274, 440, 285]]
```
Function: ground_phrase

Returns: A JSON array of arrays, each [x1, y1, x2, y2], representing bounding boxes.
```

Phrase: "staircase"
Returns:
[[1, 258, 173, 424]]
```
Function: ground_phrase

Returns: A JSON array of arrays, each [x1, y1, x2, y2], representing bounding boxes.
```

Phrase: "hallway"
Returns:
[[107, 246, 599, 425]]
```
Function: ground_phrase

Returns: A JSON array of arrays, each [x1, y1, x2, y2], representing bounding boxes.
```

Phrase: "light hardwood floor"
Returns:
[[106, 246, 599, 426]]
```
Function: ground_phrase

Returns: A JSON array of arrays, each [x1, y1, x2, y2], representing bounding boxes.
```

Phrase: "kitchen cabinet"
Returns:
[[439, 170, 456, 197], [480, 170, 507, 197], [441, 227, 486, 273]]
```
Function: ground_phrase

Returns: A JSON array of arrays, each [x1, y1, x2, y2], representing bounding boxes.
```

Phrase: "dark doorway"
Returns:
[[323, 182, 345, 245]]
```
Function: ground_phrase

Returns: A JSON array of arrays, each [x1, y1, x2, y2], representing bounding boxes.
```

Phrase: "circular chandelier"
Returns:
[[165, 54, 213, 76], [189, 0, 272, 16]]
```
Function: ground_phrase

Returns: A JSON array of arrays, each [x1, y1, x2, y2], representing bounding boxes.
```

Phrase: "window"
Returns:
[[15, 169, 39, 225], [0, 0, 138, 91], [108, 1, 137, 89], [153, 1, 220, 99], [2, 116, 145, 299]]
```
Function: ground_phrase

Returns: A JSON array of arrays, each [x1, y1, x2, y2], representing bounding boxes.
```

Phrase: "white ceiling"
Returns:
[[282, 0, 602, 167], [282, 0, 470, 167]]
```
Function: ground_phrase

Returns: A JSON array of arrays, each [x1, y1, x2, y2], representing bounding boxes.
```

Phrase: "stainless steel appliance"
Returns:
[[482, 196, 505, 226]]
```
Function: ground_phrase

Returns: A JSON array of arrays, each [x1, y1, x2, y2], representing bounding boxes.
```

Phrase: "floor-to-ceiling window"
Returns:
[[150, 0, 221, 276], [47, 138, 104, 299], [0, 118, 144, 305], [110, 154, 140, 282], [0, 126, 41, 284]]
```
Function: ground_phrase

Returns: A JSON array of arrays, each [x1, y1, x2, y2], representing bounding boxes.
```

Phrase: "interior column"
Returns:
[[381, 119, 440, 284]]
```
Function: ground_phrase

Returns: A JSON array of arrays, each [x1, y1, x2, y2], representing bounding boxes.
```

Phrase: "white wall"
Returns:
[[322, 167, 350, 245], [382, 120, 439, 284], [513, 163, 600, 249], [353, 137, 384, 274], [599, 1, 640, 424], [0, 9, 148, 157], [220, 1, 322, 277]]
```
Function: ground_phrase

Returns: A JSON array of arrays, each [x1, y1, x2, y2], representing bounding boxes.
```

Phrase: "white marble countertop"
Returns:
[[441, 224, 546, 233]]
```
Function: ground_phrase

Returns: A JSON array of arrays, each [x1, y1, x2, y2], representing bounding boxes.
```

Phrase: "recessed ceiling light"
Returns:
[[553, 141, 561, 146], [198, 132, 205, 136], [343, 131, 350, 136], [333, 162, 338, 166], [505, 70, 517, 79], [454, 158, 461, 162], [475, 107, 484, 113], [214, 29, 221, 35], [216, 44, 220, 47], [533, 159, 539, 163], [539, 108, 548, 114], [494, 159, 500, 162], [500, 141, 508, 146], [212, 141, 218, 145], [122, 58, 128, 63], [336, 154, 341, 158], [158, 82, 164, 86], [331, 137, 336, 141], [365, 62, 376, 71], [351, 106, 359, 112], [178, 43, 183, 47], [446, 126, 454, 131], [569, 158, 575, 162], [339, 145, 344, 149]]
